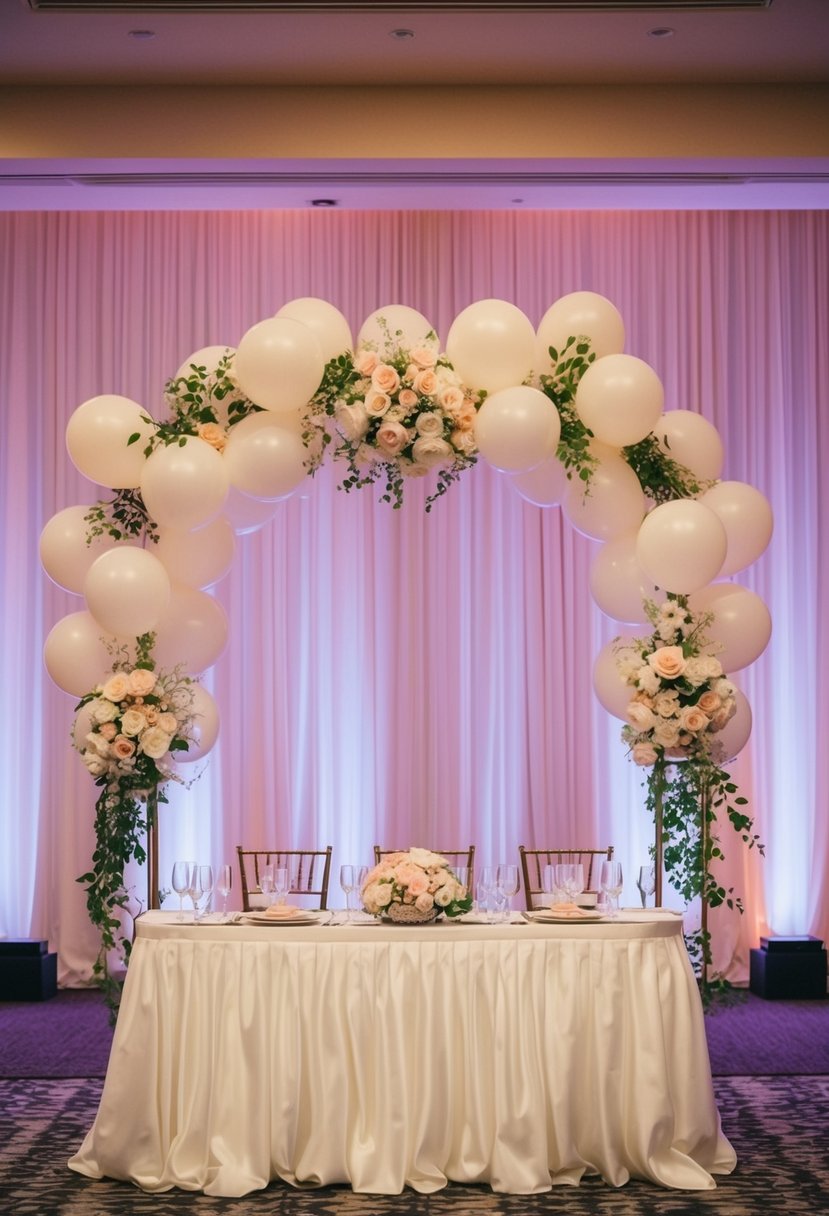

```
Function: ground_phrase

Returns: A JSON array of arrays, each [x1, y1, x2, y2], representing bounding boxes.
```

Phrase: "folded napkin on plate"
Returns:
[[545, 902, 595, 919], [261, 904, 305, 920]]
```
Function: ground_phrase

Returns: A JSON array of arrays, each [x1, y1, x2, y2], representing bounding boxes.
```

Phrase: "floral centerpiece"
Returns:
[[360, 848, 473, 921], [304, 322, 483, 511], [615, 596, 763, 987], [73, 633, 196, 1010]]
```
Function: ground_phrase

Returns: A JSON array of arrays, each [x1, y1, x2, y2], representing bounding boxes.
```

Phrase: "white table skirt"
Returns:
[[69, 910, 735, 1197]]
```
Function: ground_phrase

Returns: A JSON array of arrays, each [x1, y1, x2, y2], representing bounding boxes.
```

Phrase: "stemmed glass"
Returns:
[[637, 864, 656, 908], [216, 864, 232, 917], [273, 866, 290, 906], [187, 866, 205, 920], [496, 864, 519, 921], [554, 863, 584, 905], [172, 861, 191, 921], [541, 863, 562, 908], [355, 866, 368, 915], [600, 861, 624, 918], [477, 866, 497, 922], [198, 864, 214, 919], [260, 864, 275, 907], [340, 865, 357, 920]]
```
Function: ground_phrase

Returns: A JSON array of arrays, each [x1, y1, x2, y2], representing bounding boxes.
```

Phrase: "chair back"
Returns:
[[373, 845, 475, 891], [236, 846, 333, 911], [518, 845, 614, 910]]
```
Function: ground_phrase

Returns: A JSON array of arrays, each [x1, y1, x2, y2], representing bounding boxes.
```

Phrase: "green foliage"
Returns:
[[84, 488, 159, 546], [622, 432, 710, 504], [537, 337, 598, 485]]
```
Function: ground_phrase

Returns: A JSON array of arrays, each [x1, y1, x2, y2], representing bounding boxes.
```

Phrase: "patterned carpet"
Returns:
[[2, 1075, 828, 1216]]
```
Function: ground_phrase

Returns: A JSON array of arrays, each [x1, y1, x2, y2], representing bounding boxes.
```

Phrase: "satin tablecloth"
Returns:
[[69, 910, 735, 1197]]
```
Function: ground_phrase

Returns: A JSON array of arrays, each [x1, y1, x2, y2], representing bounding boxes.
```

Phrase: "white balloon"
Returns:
[[564, 449, 645, 542], [535, 291, 625, 373], [636, 500, 728, 595], [474, 386, 560, 473], [593, 636, 644, 720], [445, 300, 535, 394], [152, 585, 229, 674], [575, 354, 664, 448], [84, 547, 172, 638], [234, 316, 325, 414], [140, 436, 229, 531], [357, 305, 438, 355], [39, 505, 131, 595], [589, 533, 664, 623], [222, 486, 281, 535], [713, 688, 753, 761], [651, 410, 724, 483], [277, 298, 353, 363], [43, 611, 127, 697], [154, 518, 236, 589], [178, 684, 220, 763], [689, 582, 772, 672], [223, 413, 308, 501], [510, 454, 569, 507], [65, 394, 154, 489], [700, 481, 774, 577]]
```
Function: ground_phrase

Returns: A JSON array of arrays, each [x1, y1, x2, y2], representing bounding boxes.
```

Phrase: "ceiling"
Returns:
[[2, 0, 828, 209], [3, 0, 829, 88]]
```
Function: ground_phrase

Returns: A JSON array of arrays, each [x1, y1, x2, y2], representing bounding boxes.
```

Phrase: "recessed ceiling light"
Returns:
[[389, 28, 415, 41], [647, 27, 675, 39], [128, 29, 156, 40], [310, 198, 338, 208]]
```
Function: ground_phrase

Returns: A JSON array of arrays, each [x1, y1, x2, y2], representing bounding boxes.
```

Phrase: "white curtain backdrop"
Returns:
[[1, 209, 826, 984]]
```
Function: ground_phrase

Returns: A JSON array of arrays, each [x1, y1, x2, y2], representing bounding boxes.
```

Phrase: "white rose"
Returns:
[[415, 411, 444, 438], [335, 402, 369, 443], [101, 673, 130, 703], [653, 690, 680, 718], [434, 884, 453, 907], [653, 719, 681, 748], [128, 668, 157, 697], [139, 726, 172, 760], [450, 428, 477, 457], [120, 708, 147, 738], [82, 750, 108, 776], [91, 698, 119, 725], [626, 701, 657, 731], [365, 389, 391, 418], [412, 435, 452, 469], [635, 666, 661, 696]]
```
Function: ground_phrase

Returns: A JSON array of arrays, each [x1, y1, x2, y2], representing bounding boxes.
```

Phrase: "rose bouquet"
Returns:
[[72, 637, 197, 1009], [360, 848, 473, 921], [304, 322, 482, 510], [616, 596, 737, 767]]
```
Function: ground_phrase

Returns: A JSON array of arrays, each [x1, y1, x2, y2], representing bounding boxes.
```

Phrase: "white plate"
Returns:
[[527, 910, 605, 923], [240, 910, 327, 926]]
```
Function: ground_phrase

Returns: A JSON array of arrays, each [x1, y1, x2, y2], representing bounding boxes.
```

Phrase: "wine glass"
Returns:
[[541, 863, 559, 908], [339, 865, 357, 920], [637, 864, 656, 908], [600, 861, 624, 918], [216, 864, 232, 916], [355, 866, 369, 915], [496, 864, 519, 921], [198, 864, 214, 919], [555, 863, 584, 905], [260, 864, 275, 907], [187, 866, 204, 920], [171, 861, 191, 922], [476, 866, 497, 922], [273, 866, 289, 906]]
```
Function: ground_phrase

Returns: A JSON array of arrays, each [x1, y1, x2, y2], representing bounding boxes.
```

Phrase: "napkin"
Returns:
[[545, 902, 596, 919], [262, 904, 304, 920]]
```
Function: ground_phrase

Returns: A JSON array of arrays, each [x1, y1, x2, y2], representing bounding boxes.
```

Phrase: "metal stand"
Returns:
[[147, 788, 160, 910], [653, 759, 665, 907]]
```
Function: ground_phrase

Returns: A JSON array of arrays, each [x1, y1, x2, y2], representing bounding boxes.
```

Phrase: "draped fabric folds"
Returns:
[[1, 209, 826, 982]]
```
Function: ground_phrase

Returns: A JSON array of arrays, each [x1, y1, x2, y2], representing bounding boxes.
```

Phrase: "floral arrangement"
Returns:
[[616, 597, 737, 768], [360, 848, 473, 920], [73, 634, 196, 1011], [615, 596, 763, 990], [304, 323, 483, 510]]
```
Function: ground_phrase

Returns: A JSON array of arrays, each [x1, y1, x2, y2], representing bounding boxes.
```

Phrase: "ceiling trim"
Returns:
[[26, 0, 774, 12]]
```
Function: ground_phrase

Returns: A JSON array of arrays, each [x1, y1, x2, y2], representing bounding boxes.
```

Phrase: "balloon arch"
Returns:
[[40, 291, 772, 995]]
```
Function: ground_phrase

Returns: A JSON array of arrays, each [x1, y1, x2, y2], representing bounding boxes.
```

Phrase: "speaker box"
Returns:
[[749, 944, 827, 1000], [0, 940, 58, 1001]]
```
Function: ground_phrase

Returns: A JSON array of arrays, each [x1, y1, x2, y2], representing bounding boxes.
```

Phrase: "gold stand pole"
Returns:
[[699, 778, 710, 988], [147, 788, 160, 911]]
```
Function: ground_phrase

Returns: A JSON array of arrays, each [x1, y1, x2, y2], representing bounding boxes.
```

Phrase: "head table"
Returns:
[[69, 909, 735, 1198]]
